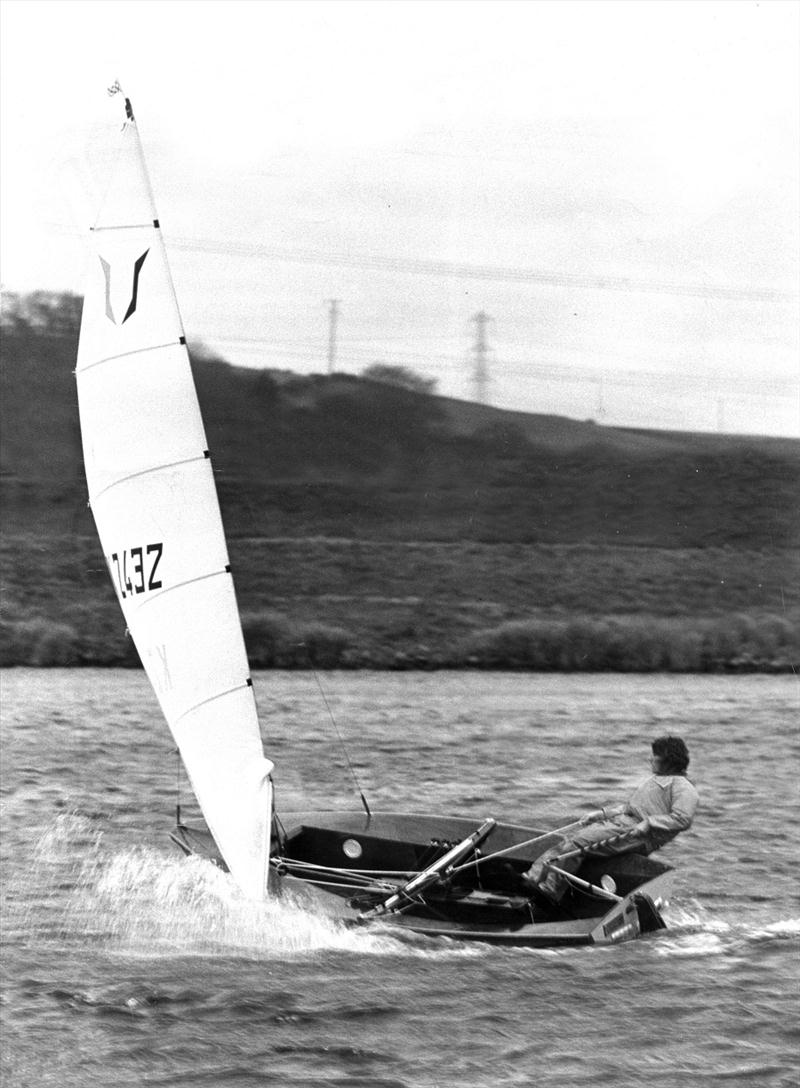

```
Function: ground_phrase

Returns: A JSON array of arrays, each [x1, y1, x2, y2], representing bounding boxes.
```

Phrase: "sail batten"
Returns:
[[89, 451, 209, 502], [129, 567, 235, 613], [173, 682, 256, 727], [91, 222, 156, 232], [80, 339, 183, 373], [76, 93, 272, 902]]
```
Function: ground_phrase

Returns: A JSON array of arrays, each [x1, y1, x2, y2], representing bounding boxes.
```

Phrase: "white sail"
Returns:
[[75, 91, 273, 900]]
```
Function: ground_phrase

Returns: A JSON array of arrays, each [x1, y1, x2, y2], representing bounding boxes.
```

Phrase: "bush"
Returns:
[[241, 610, 294, 667], [241, 610, 352, 668], [460, 613, 798, 672], [297, 622, 352, 668], [0, 615, 80, 666]]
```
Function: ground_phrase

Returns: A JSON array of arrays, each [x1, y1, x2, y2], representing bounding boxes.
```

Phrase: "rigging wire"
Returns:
[[174, 747, 183, 825], [307, 659, 372, 822]]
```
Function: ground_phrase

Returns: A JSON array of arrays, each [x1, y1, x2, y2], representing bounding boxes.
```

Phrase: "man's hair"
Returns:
[[652, 735, 690, 773]]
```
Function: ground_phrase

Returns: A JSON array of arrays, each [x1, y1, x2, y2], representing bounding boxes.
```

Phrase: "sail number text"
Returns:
[[109, 544, 163, 599]]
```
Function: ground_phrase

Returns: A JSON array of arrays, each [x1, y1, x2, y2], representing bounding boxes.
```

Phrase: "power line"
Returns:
[[169, 235, 797, 303], [43, 216, 799, 303], [198, 328, 798, 394], [202, 336, 798, 401]]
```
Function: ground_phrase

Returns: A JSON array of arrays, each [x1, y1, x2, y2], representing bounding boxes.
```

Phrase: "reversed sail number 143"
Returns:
[[110, 544, 163, 599]]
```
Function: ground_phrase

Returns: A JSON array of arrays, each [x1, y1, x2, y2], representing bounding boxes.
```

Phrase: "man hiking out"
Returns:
[[522, 735, 699, 904]]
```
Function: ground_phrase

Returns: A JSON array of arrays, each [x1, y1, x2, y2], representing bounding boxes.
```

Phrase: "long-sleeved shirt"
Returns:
[[617, 773, 699, 846]]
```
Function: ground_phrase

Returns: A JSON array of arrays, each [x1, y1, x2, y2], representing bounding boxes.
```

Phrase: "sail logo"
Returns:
[[99, 249, 149, 324]]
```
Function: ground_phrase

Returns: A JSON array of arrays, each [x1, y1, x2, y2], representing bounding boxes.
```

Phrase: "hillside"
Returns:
[[2, 292, 798, 548], [1, 292, 798, 670]]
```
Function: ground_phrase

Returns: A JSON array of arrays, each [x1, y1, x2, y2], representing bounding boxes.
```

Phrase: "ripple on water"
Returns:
[[2, 671, 799, 1088]]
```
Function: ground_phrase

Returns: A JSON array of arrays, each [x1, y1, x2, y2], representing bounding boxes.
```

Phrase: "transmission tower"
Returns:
[[471, 311, 492, 405], [327, 299, 339, 374]]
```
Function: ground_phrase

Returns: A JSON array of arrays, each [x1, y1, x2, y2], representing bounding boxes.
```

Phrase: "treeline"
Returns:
[[1, 609, 796, 672]]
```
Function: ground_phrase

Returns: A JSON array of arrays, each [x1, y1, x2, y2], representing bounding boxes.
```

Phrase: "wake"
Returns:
[[21, 813, 484, 961], [19, 814, 799, 963], [649, 900, 800, 957]]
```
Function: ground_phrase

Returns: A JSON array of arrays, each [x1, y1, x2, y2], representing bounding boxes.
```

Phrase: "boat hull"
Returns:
[[171, 809, 674, 947]]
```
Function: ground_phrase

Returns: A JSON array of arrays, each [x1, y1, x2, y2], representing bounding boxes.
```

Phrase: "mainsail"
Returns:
[[75, 90, 273, 900]]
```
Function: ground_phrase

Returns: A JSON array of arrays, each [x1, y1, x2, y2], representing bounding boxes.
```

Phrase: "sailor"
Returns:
[[522, 735, 699, 904]]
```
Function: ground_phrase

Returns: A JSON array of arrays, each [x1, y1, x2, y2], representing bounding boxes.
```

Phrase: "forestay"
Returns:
[[75, 91, 273, 900]]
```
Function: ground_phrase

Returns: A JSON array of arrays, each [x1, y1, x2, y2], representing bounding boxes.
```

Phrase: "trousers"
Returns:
[[525, 813, 647, 902]]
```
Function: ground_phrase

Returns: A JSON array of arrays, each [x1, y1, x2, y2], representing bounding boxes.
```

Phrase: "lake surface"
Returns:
[[1, 670, 798, 1087]]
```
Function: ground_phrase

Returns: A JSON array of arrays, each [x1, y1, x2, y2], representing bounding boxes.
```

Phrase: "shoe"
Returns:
[[521, 874, 560, 907]]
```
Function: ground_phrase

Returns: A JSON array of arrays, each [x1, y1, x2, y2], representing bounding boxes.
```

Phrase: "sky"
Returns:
[[1, 0, 798, 436]]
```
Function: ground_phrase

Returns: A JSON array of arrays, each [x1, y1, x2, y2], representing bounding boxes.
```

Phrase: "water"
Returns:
[[1, 670, 798, 1088]]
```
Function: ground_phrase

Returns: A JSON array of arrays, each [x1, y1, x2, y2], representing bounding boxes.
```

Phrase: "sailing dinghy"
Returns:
[[77, 90, 673, 947]]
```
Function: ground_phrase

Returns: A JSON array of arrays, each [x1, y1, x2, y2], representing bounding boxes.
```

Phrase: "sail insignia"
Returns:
[[99, 249, 150, 324]]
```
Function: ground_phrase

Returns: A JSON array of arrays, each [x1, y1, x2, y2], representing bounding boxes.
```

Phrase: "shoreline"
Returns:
[[2, 609, 796, 673]]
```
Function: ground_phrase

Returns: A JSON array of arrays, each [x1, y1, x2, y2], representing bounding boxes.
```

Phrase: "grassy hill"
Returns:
[[2, 292, 798, 669]]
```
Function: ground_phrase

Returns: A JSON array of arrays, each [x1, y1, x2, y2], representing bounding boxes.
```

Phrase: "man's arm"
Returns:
[[645, 777, 699, 835], [578, 801, 627, 825]]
